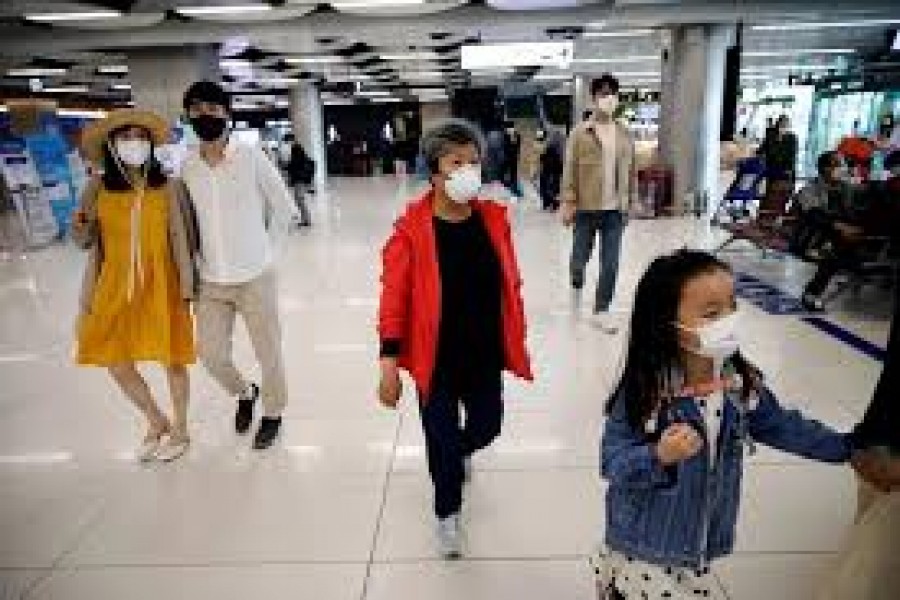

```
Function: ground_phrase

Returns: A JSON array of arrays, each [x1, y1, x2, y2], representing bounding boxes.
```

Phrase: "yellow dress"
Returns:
[[77, 184, 195, 366]]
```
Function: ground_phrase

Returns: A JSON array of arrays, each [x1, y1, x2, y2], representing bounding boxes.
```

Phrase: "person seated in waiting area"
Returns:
[[801, 150, 900, 311], [789, 151, 855, 261]]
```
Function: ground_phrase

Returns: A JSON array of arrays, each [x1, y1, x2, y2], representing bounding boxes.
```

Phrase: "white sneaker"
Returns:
[[155, 435, 190, 463], [437, 514, 463, 560], [590, 312, 619, 334], [136, 435, 163, 463]]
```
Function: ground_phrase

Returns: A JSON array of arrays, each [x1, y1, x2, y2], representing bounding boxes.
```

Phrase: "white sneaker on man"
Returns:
[[437, 513, 463, 559], [590, 311, 619, 335]]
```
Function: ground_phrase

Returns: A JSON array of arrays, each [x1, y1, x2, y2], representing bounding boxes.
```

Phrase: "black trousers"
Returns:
[[419, 374, 503, 519]]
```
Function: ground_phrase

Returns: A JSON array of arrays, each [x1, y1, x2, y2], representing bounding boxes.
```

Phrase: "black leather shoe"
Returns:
[[253, 417, 282, 450], [235, 383, 259, 435]]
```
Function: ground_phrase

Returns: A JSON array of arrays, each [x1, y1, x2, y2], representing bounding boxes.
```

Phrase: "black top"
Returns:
[[287, 143, 315, 186], [853, 264, 900, 451], [432, 212, 503, 391]]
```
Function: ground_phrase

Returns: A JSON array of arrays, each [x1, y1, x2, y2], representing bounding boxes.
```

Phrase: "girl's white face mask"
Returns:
[[443, 164, 483, 205], [115, 139, 152, 167], [678, 309, 742, 362]]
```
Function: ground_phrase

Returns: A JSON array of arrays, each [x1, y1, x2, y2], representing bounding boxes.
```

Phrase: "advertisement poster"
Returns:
[[25, 123, 77, 236], [0, 146, 58, 247]]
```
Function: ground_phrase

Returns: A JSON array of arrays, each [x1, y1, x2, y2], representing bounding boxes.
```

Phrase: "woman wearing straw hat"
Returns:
[[73, 108, 198, 463]]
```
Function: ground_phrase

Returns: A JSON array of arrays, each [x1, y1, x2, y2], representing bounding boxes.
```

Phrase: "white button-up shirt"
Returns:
[[181, 139, 298, 285]]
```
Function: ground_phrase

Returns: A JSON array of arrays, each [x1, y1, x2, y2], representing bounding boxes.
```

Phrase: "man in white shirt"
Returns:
[[180, 81, 298, 450], [560, 74, 634, 333]]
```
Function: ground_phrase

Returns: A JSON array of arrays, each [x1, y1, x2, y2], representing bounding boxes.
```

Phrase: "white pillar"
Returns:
[[659, 25, 730, 215], [127, 46, 220, 125], [573, 75, 589, 129], [289, 83, 326, 189]]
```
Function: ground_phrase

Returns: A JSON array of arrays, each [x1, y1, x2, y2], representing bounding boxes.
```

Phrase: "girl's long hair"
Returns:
[[606, 249, 760, 430]]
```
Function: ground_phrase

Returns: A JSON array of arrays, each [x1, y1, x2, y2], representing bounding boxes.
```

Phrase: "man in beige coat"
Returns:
[[561, 73, 634, 332]]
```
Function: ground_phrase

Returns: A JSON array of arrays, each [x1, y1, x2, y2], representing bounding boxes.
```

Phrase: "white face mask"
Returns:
[[115, 140, 152, 168], [443, 164, 482, 205], [595, 95, 619, 116], [679, 310, 742, 362]]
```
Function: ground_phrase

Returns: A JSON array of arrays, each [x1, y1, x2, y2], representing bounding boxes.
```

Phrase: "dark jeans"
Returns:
[[803, 234, 861, 298], [292, 184, 312, 226], [570, 210, 625, 313], [419, 374, 503, 519], [539, 171, 561, 210]]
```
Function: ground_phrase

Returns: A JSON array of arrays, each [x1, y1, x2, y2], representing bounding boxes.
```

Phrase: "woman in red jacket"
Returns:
[[377, 119, 533, 559]]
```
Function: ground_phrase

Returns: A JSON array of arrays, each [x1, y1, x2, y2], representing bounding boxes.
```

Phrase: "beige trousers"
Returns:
[[196, 269, 287, 417], [817, 477, 900, 600]]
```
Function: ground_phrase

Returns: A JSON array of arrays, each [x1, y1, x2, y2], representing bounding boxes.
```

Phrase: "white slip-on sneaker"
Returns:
[[155, 435, 190, 463], [590, 311, 620, 335], [436, 513, 463, 560], [136, 433, 165, 463]]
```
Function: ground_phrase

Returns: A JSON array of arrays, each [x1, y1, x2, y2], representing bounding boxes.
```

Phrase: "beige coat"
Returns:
[[74, 177, 199, 315], [561, 118, 635, 212]]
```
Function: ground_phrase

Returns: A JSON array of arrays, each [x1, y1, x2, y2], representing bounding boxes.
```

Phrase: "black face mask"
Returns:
[[190, 115, 228, 142]]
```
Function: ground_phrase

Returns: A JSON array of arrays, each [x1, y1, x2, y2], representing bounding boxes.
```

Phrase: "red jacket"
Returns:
[[378, 189, 533, 399]]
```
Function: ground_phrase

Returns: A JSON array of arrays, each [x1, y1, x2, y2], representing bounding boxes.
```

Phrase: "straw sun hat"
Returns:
[[81, 108, 170, 162]]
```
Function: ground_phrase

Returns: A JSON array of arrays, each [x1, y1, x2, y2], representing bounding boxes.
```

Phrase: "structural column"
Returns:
[[658, 24, 731, 215], [127, 46, 221, 126], [573, 74, 589, 128], [289, 83, 326, 188]]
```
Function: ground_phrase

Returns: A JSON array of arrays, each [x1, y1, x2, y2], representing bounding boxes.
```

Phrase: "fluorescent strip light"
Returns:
[[259, 78, 300, 86], [382, 52, 441, 61], [176, 4, 271, 16], [7, 68, 67, 77], [608, 71, 659, 77], [25, 10, 121, 23], [284, 56, 344, 65], [98, 65, 129, 75], [372, 97, 403, 103], [743, 49, 854, 58], [58, 108, 107, 119], [43, 86, 90, 94], [111, 83, 132, 91], [462, 41, 574, 70], [534, 74, 571, 81], [741, 74, 785, 80], [572, 56, 658, 64], [404, 71, 446, 79], [220, 59, 253, 69], [742, 64, 838, 73], [357, 90, 391, 97], [584, 29, 655, 39], [331, 0, 424, 7], [752, 19, 900, 31]]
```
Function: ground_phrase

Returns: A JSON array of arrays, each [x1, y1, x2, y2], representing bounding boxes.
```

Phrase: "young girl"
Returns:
[[600, 249, 854, 599]]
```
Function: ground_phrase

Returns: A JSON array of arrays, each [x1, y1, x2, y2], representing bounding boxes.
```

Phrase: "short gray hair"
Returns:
[[420, 118, 485, 175]]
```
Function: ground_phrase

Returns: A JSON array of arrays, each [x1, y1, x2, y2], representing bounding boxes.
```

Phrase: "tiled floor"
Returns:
[[0, 176, 890, 599]]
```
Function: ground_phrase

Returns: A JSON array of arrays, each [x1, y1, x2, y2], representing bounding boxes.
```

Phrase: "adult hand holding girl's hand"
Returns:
[[655, 423, 703, 466], [851, 449, 900, 493]]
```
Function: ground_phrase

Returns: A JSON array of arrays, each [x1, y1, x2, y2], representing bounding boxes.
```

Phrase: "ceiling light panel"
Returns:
[[583, 29, 655, 39], [176, 5, 272, 17], [25, 11, 122, 23], [752, 19, 900, 32], [462, 42, 574, 70]]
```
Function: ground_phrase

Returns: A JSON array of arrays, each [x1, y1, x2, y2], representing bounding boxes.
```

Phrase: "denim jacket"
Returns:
[[602, 384, 851, 569]]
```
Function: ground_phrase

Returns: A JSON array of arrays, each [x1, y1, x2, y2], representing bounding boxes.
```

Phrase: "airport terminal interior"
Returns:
[[0, 1, 899, 599]]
